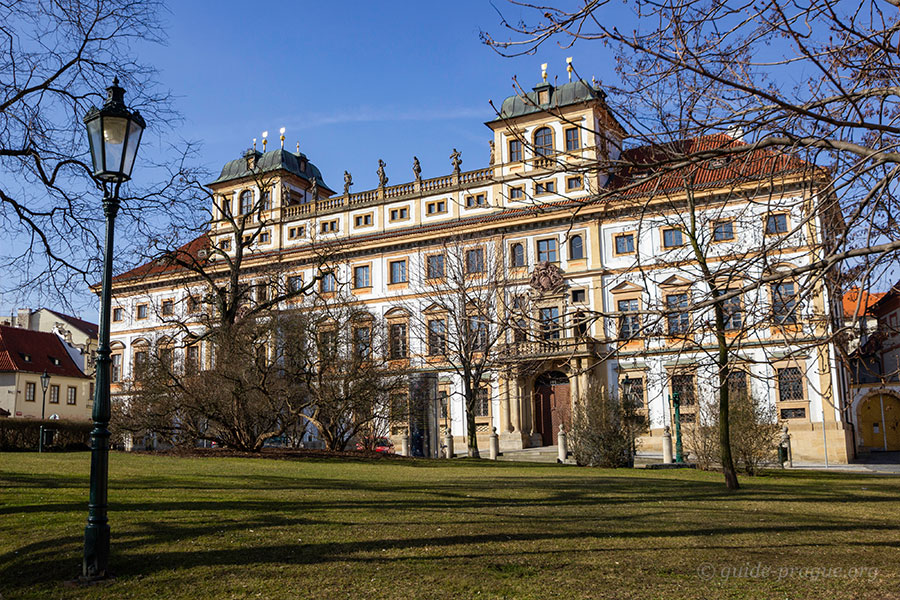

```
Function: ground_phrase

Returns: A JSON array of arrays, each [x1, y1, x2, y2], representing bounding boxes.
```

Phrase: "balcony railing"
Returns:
[[499, 336, 600, 360]]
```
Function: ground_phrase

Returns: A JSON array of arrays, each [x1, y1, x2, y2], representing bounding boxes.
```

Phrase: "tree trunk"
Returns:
[[465, 386, 480, 458], [713, 300, 740, 491]]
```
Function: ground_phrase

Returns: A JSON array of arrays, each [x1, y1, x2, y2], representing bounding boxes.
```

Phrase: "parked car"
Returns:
[[355, 437, 394, 453]]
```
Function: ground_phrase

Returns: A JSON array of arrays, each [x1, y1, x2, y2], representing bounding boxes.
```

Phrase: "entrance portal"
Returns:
[[534, 371, 571, 446], [858, 394, 900, 451]]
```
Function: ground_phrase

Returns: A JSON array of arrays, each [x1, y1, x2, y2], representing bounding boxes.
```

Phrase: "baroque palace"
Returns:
[[106, 71, 857, 463]]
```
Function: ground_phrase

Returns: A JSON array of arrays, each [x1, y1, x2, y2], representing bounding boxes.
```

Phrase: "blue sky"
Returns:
[[138, 1, 622, 191], [3, 1, 630, 319]]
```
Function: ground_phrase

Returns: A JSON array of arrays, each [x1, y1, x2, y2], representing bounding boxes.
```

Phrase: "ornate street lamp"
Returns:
[[38, 371, 50, 453], [81, 78, 145, 580]]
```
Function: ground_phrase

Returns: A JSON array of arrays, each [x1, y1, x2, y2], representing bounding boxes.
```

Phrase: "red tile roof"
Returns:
[[0, 325, 89, 378], [842, 288, 885, 318], [111, 235, 211, 284], [616, 134, 814, 197]]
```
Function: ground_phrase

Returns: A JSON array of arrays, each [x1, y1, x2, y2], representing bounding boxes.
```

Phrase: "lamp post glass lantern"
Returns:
[[38, 371, 50, 453], [81, 77, 144, 580]]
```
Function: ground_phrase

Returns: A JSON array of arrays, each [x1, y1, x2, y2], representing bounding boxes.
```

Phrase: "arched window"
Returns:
[[510, 243, 525, 267], [534, 127, 553, 156], [239, 190, 253, 215], [569, 235, 584, 260]]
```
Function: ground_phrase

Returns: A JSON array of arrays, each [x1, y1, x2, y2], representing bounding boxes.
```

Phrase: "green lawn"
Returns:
[[2, 453, 899, 599]]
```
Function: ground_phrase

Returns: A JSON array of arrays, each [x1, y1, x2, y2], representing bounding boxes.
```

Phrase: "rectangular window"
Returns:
[[615, 233, 635, 255], [780, 407, 806, 419], [565, 127, 580, 151], [726, 369, 748, 398], [185, 345, 200, 374], [713, 220, 734, 241], [470, 317, 488, 351], [320, 272, 336, 293], [25, 382, 35, 402], [287, 275, 303, 293], [256, 283, 268, 303], [777, 367, 804, 402], [621, 376, 645, 409], [112, 308, 124, 322], [509, 186, 524, 200], [766, 213, 788, 234], [288, 226, 305, 240], [540, 307, 561, 340], [67, 386, 76, 405], [111, 354, 122, 382], [354, 214, 373, 227], [259, 231, 270, 244], [772, 282, 798, 325], [390, 323, 408, 359], [353, 265, 371, 289], [571, 289, 586, 303], [49, 384, 59, 404], [219, 238, 231, 251], [389, 207, 409, 221], [426, 200, 446, 215], [666, 293, 690, 335], [261, 190, 271, 211], [566, 176, 583, 191], [671, 374, 696, 406], [136, 304, 148, 320], [537, 238, 558, 262], [465, 248, 484, 274], [427, 255, 445, 279], [161, 299, 174, 316], [320, 220, 338, 233], [354, 327, 372, 359], [389, 260, 407, 284], [508, 139, 522, 162], [475, 387, 490, 417], [618, 298, 640, 339], [428, 319, 446, 355], [662, 228, 683, 248], [465, 193, 487, 208], [535, 180, 556, 195], [723, 294, 743, 330]]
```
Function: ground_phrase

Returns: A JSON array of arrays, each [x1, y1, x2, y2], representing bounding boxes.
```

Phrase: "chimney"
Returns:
[[16, 308, 32, 329]]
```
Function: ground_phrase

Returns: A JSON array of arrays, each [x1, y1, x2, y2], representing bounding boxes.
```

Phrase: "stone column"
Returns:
[[443, 430, 454, 458], [510, 376, 521, 433], [489, 427, 499, 460], [557, 424, 568, 462], [400, 432, 410, 457], [501, 375, 512, 433], [662, 426, 673, 464]]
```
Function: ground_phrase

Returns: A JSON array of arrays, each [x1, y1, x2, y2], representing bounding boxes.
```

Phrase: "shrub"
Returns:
[[686, 392, 780, 474], [0, 419, 93, 451], [570, 385, 643, 467]]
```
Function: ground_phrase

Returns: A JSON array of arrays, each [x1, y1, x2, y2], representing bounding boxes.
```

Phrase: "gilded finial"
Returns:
[[279, 127, 286, 150], [262, 131, 268, 151], [296, 142, 300, 154], [566, 57, 573, 82], [541, 63, 548, 83], [252, 138, 257, 151]]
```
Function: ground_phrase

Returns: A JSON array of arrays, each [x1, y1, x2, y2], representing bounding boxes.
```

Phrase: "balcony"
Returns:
[[499, 336, 602, 361]]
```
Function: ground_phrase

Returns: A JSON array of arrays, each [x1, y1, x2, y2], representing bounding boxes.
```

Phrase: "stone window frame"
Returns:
[[564, 126, 581, 151], [772, 358, 810, 422], [135, 303, 149, 321], [565, 175, 583, 191], [388, 205, 411, 223], [352, 262, 372, 290], [387, 258, 408, 287], [353, 211, 375, 229], [711, 218, 736, 243], [613, 231, 636, 256], [49, 384, 60, 404], [535, 236, 559, 263], [425, 253, 445, 280], [534, 179, 556, 196], [610, 282, 644, 344], [425, 199, 447, 216], [464, 192, 488, 210], [287, 225, 306, 240], [764, 211, 790, 236], [667, 368, 698, 424], [660, 226, 685, 249]]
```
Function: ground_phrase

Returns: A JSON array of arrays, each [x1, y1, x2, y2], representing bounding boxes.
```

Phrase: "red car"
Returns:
[[355, 437, 395, 453]]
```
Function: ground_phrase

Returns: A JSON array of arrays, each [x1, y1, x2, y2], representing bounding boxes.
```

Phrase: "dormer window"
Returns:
[[21, 353, 32, 362]]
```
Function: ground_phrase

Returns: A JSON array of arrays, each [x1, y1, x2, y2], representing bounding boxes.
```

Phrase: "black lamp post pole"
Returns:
[[82, 185, 119, 579], [38, 372, 49, 453]]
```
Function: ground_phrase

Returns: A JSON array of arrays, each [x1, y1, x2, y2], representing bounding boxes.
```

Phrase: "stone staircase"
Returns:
[[495, 445, 576, 465]]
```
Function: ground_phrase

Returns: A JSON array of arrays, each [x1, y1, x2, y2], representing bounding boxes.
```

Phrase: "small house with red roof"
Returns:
[[0, 325, 92, 421]]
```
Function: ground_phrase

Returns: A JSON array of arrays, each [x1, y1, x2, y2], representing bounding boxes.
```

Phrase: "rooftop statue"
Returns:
[[343, 170, 353, 195], [413, 156, 422, 182], [377, 159, 388, 187], [450, 148, 462, 174]]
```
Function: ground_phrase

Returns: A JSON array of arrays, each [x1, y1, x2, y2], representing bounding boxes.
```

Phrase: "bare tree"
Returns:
[[0, 0, 196, 306], [405, 236, 519, 458]]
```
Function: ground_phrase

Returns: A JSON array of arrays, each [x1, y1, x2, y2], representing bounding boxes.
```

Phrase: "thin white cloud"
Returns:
[[295, 105, 488, 129]]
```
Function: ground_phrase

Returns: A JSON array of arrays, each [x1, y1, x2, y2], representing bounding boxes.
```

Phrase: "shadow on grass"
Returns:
[[3, 456, 900, 594]]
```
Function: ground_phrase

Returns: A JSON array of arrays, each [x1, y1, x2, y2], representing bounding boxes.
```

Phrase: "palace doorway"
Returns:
[[534, 371, 571, 446]]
